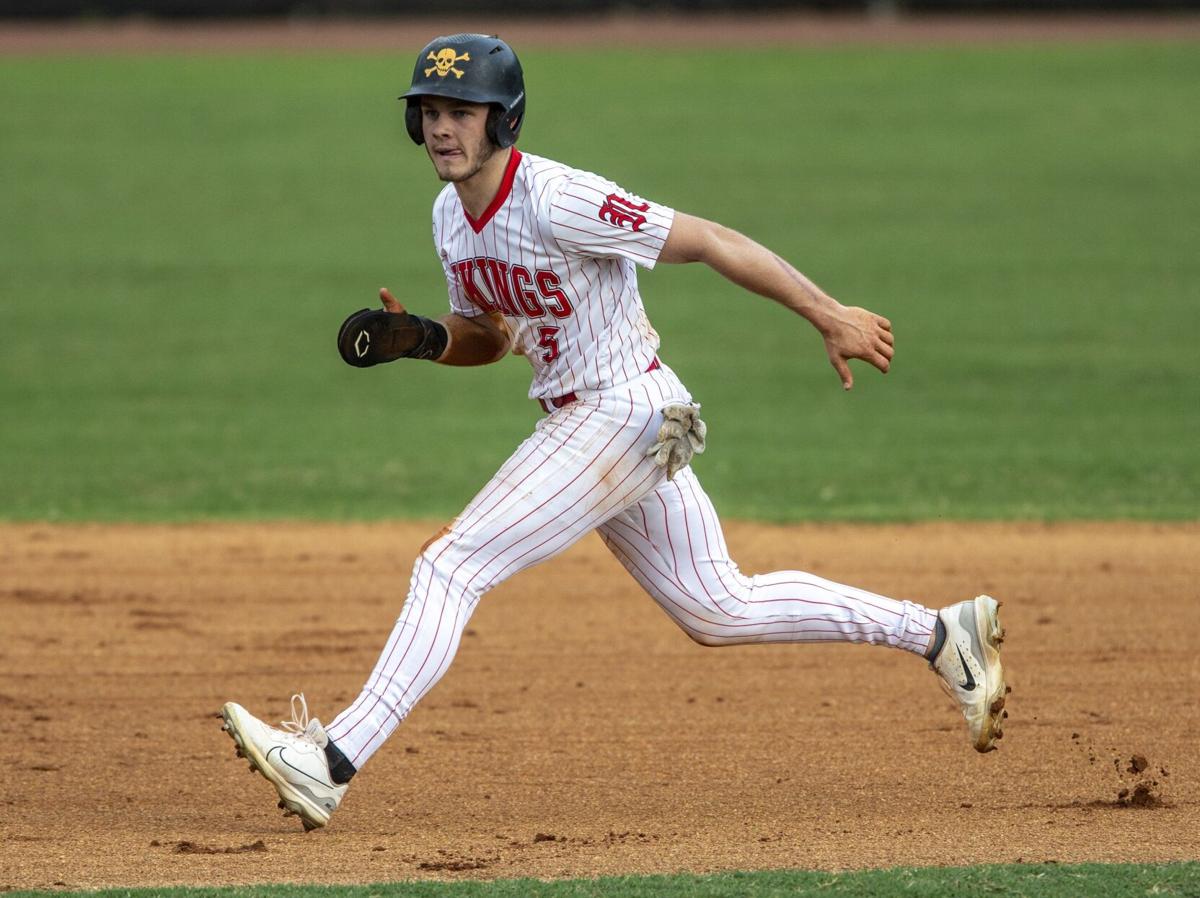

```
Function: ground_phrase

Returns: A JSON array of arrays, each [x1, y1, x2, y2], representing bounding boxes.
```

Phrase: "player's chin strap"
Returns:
[[646, 402, 706, 480]]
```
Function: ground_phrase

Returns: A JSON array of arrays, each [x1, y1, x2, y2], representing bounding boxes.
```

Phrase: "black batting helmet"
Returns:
[[400, 34, 526, 149]]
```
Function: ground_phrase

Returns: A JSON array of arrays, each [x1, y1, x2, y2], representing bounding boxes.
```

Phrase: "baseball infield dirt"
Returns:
[[1, 520, 1196, 889]]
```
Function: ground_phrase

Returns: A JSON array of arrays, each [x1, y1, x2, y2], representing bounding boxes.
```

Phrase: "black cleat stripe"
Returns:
[[955, 645, 977, 691]]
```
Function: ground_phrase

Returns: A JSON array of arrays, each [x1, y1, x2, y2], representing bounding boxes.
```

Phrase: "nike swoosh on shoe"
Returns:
[[955, 645, 977, 691]]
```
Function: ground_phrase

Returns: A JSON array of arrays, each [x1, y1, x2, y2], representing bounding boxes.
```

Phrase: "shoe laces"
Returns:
[[280, 693, 328, 747]]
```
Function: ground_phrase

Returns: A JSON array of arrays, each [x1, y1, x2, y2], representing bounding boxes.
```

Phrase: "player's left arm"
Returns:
[[659, 212, 893, 391]]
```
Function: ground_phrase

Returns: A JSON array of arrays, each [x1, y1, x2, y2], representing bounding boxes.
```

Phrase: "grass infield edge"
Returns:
[[8, 861, 1200, 898]]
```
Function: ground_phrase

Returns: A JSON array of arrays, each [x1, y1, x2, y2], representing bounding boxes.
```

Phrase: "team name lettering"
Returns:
[[452, 257, 574, 320], [453, 259, 492, 310], [598, 193, 650, 232], [483, 260, 517, 316], [509, 264, 545, 317], [535, 270, 572, 319]]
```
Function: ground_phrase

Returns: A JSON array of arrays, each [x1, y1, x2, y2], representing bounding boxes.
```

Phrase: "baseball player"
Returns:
[[221, 34, 1007, 831]]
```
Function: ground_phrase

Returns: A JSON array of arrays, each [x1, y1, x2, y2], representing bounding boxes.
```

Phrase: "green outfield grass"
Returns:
[[1, 43, 1197, 521], [8, 862, 1200, 898]]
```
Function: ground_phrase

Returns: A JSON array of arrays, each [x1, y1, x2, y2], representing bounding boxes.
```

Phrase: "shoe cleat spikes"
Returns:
[[989, 696, 1006, 714], [301, 819, 318, 832]]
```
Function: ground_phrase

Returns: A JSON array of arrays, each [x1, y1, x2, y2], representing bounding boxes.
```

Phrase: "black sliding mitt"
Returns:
[[336, 308, 448, 367]]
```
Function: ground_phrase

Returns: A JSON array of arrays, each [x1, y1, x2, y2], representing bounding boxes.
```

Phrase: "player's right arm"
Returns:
[[659, 212, 894, 391], [380, 288, 512, 367], [336, 289, 511, 369]]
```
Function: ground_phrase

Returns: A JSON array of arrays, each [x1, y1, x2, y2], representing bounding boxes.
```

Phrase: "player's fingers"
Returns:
[[877, 340, 895, 361], [871, 351, 891, 373], [380, 287, 406, 314], [878, 328, 895, 346], [832, 356, 853, 391], [876, 315, 892, 331]]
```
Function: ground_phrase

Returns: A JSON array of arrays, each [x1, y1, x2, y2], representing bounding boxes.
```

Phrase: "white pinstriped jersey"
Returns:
[[433, 149, 675, 401]]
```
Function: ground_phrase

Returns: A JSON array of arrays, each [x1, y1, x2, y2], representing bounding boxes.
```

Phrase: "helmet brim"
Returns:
[[399, 84, 503, 105]]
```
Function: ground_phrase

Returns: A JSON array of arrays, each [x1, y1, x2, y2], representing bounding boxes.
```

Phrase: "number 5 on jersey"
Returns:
[[537, 326, 560, 363]]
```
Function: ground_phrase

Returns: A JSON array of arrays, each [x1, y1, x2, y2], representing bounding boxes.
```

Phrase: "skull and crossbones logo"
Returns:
[[425, 49, 471, 79]]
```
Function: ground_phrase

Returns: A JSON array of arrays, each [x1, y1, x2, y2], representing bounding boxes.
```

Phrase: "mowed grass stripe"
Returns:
[[7, 862, 1200, 898], [1, 44, 1197, 521]]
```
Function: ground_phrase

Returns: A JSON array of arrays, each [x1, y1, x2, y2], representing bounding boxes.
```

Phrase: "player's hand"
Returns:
[[337, 290, 448, 365], [821, 305, 894, 391], [380, 287, 405, 314]]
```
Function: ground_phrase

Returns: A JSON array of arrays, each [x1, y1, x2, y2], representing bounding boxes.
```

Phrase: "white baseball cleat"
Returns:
[[220, 694, 347, 830], [929, 595, 1008, 753]]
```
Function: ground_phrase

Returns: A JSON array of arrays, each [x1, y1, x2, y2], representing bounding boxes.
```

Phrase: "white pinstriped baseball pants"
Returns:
[[326, 364, 938, 767]]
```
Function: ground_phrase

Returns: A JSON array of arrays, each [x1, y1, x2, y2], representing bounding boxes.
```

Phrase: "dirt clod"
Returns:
[[1118, 782, 1163, 809], [1126, 755, 1149, 774]]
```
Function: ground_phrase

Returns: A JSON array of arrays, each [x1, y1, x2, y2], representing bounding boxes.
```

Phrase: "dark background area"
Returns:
[[4, 0, 1200, 19]]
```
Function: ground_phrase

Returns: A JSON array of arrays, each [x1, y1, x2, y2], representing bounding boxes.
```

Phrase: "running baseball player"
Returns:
[[221, 34, 1008, 831]]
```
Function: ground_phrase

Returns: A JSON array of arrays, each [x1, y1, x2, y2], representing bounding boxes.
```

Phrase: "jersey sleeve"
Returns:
[[547, 173, 675, 269]]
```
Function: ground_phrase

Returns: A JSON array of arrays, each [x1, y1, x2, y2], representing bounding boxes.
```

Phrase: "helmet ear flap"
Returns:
[[485, 106, 502, 147], [486, 104, 524, 149], [405, 98, 424, 145]]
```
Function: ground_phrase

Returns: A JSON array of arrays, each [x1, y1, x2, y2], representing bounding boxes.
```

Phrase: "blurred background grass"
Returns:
[[1, 43, 1196, 521]]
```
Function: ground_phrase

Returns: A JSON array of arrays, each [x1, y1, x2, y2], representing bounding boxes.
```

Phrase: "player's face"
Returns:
[[420, 96, 496, 184]]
